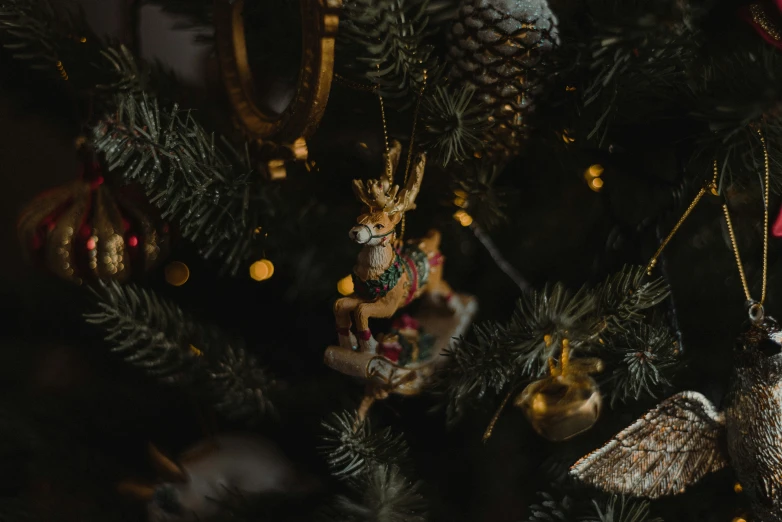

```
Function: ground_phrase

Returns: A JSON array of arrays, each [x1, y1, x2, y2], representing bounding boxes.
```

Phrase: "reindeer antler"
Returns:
[[389, 152, 425, 215], [353, 141, 403, 211], [352, 142, 425, 214]]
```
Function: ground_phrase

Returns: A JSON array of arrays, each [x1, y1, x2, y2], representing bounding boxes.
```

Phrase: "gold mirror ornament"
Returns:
[[214, 0, 341, 179]]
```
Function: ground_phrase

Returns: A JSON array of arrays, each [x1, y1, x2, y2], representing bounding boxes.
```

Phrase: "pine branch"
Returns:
[[602, 322, 678, 407], [594, 266, 670, 332], [0, 0, 86, 75], [586, 495, 662, 522], [337, 0, 438, 102], [422, 85, 492, 166], [690, 45, 782, 193], [85, 281, 277, 421], [321, 411, 409, 479], [452, 161, 510, 230], [333, 464, 427, 522], [83, 281, 198, 383], [525, 491, 578, 522], [503, 284, 599, 376], [92, 93, 271, 275], [207, 344, 278, 423], [437, 267, 670, 419], [0, 0, 148, 100], [438, 328, 515, 422], [575, 0, 701, 145]]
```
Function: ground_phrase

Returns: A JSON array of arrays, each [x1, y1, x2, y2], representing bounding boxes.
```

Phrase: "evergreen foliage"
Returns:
[[337, 0, 438, 102], [439, 266, 672, 420], [321, 412, 409, 479], [603, 322, 678, 406], [92, 94, 272, 274], [85, 281, 277, 422], [422, 85, 491, 166]]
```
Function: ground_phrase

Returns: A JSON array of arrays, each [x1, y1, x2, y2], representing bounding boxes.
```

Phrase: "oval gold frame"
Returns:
[[214, 0, 341, 144]]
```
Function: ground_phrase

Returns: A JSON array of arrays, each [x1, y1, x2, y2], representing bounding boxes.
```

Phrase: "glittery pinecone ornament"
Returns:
[[448, 0, 558, 162], [17, 146, 169, 284]]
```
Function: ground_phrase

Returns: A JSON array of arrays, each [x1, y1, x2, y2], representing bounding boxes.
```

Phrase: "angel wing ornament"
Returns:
[[572, 315, 782, 522]]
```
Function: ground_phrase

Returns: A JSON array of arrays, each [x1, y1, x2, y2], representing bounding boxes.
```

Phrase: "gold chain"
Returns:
[[646, 166, 717, 275], [335, 69, 430, 243], [378, 94, 392, 179], [333, 73, 377, 93], [722, 129, 770, 306]]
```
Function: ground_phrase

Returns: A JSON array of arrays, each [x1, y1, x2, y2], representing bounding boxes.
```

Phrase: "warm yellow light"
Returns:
[[453, 190, 468, 208], [565, 85, 576, 92], [734, 482, 743, 493], [562, 130, 575, 144], [732, 518, 747, 522], [189, 345, 203, 357], [588, 177, 604, 192], [585, 164, 604, 178], [164, 261, 190, 286], [250, 259, 274, 281], [454, 210, 474, 227], [337, 274, 354, 296], [261, 259, 274, 278]]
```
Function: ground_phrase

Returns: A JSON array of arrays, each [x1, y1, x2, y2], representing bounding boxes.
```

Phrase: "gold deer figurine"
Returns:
[[334, 141, 462, 354]]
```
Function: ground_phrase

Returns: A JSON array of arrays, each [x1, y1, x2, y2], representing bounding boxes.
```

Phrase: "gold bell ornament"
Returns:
[[484, 339, 603, 443]]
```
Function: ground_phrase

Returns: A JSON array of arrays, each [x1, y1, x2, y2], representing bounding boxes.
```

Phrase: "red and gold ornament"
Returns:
[[17, 147, 169, 284], [742, 0, 782, 49]]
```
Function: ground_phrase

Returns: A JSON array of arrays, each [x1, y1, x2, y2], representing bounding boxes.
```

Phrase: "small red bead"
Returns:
[[127, 236, 138, 247]]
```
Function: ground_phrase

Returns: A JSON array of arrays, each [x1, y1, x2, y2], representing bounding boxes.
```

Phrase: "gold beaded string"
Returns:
[[378, 94, 393, 179], [646, 170, 718, 275], [646, 130, 771, 317], [334, 71, 428, 243], [722, 130, 771, 307]]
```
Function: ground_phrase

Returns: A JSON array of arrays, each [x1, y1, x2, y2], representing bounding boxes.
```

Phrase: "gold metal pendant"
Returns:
[[516, 368, 602, 442], [214, 0, 341, 179]]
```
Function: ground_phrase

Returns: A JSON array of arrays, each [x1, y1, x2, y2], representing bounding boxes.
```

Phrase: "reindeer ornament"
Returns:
[[325, 141, 477, 397]]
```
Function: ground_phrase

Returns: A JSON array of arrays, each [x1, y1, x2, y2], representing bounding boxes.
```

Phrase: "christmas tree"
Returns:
[[2, 0, 782, 520]]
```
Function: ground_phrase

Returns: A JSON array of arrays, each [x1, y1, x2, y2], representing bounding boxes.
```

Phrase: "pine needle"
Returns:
[[321, 411, 409, 479], [92, 93, 269, 275], [85, 281, 277, 421]]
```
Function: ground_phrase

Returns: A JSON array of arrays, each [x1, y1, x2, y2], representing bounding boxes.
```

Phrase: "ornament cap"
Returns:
[[747, 301, 765, 324]]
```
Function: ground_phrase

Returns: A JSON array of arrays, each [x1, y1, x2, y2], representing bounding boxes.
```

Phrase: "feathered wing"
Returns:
[[570, 391, 728, 498]]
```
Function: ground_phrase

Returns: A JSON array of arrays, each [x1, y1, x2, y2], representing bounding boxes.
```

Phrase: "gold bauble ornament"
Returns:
[[516, 367, 602, 442], [483, 340, 603, 443]]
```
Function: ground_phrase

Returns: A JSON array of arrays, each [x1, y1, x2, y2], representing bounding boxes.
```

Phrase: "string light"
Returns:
[[584, 163, 605, 192], [732, 518, 747, 522], [453, 189, 468, 209], [585, 164, 604, 178], [454, 210, 474, 227], [562, 130, 575, 144], [56, 61, 68, 80], [734, 482, 743, 493], [189, 345, 203, 357], [588, 177, 604, 191], [337, 274, 354, 296], [165, 261, 190, 286], [250, 259, 274, 281]]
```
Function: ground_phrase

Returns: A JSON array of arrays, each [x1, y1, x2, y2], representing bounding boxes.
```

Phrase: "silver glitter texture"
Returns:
[[571, 318, 782, 522], [448, 0, 558, 160]]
